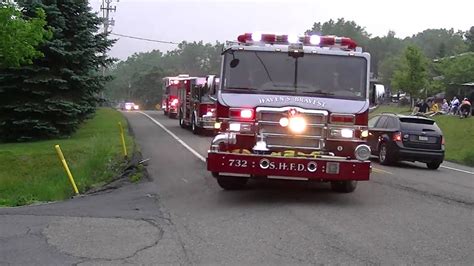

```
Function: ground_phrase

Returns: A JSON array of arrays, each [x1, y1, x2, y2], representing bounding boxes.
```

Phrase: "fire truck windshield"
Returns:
[[222, 51, 367, 100]]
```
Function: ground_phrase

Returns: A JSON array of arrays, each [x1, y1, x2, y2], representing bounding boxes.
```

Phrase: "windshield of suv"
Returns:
[[222, 50, 367, 100]]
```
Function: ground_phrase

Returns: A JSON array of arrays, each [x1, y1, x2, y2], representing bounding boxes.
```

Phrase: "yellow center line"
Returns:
[[372, 167, 393, 175]]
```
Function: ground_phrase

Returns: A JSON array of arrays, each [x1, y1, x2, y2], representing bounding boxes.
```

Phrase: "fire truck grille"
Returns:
[[257, 108, 327, 151], [260, 112, 325, 125], [265, 136, 322, 150]]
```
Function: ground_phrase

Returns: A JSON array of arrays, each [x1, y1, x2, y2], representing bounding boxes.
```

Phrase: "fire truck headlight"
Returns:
[[205, 111, 213, 117], [361, 129, 369, 138], [214, 122, 221, 129], [330, 128, 354, 138], [279, 117, 289, 127], [340, 128, 354, 138], [133, 105, 139, 110], [355, 144, 371, 161], [289, 117, 306, 134], [229, 123, 241, 132]]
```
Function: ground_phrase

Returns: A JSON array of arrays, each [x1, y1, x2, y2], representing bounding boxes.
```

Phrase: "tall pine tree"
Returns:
[[0, 0, 114, 142]]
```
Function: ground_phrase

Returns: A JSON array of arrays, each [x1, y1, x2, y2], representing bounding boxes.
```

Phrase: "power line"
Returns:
[[110, 33, 180, 45]]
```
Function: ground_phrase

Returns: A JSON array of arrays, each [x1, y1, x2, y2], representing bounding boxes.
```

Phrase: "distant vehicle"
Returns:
[[369, 83, 385, 106], [391, 92, 409, 103], [177, 75, 217, 134], [123, 102, 139, 111], [162, 74, 189, 118], [367, 113, 444, 169]]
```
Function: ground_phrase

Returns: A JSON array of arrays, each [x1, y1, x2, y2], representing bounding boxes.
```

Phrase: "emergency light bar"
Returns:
[[237, 33, 357, 50]]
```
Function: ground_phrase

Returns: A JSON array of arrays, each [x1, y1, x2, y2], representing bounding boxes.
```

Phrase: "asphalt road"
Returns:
[[1, 110, 473, 265]]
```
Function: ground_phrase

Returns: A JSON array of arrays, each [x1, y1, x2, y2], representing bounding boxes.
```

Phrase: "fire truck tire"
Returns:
[[179, 111, 186, 128], [217, 175, 249, 190], [163, 110, 168, 116], [330, 181, 357, 193], [191, 115, 200, 135]]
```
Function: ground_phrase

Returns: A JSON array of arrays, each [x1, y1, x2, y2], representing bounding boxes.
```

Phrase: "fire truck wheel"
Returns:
[[217, 175, 249, 190], [191, 115, 200, 135], [330, 181, 357, 193], [179, 111, 186, 128], [163, 110, 168, 116]]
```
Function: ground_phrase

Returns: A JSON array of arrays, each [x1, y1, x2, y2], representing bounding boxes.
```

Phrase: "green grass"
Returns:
[[370, 105, 412, 116], [372, 105, 474, 166], [0, 108, 134, 206]]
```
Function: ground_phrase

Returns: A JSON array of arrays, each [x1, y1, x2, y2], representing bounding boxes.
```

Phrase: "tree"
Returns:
[[306, 18, 371, 48], [379, 55, 401, 86], [0, 0, 115, 142], [437, 53, 474, 85], [465, 26, 474, 52], [0, 3, 50, 67], [391, 45, 429, 100], [104, 41, 223, 109], [408, 28, 468, 59]]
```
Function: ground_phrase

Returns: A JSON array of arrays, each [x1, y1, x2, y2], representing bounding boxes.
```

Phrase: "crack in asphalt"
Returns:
[[371, 180, 474, 207], [284, 207, 380, 265], [153, 194, 195, 265], [66, 218, 164, 266]]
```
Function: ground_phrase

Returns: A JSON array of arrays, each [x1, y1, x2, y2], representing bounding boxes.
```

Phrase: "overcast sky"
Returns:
[[89, 0, 473, 60]]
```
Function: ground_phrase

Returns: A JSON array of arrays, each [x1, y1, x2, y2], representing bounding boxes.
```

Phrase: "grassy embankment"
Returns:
[[371, 105, 474, 166], [0, 108, 134, 206]]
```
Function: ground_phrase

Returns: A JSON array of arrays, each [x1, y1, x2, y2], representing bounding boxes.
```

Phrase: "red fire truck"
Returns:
[[178, 75, 218, 134], [162, 74, 190, 118], [207, 33, 373, 193]]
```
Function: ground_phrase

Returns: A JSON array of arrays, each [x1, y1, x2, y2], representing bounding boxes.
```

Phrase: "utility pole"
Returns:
[[100, 0, 117, 104], [101, 0, 117, 36]]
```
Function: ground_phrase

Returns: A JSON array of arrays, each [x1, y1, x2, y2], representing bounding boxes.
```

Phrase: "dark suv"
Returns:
[[367, 113, 445, 169]]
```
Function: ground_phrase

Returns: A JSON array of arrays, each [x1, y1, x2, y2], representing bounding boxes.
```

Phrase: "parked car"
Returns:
[[367, 113, 445, 169]]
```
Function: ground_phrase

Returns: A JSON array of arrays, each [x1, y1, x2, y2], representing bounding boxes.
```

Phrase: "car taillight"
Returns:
[[229, 108, 254, 120], [441, 136, 445, 145], [393, 132, 402, 142]]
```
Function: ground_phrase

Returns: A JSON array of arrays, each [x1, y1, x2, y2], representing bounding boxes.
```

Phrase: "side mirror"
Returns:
[[207, 75, 216, 96], [370, 83, 385, 106], [230, 58, 240, 68]]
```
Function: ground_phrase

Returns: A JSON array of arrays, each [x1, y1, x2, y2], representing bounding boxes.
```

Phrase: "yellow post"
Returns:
[[54, 145, 79, 195], [118, 122, 128, 158]]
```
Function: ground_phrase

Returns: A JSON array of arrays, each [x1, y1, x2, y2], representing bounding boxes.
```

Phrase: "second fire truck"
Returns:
[[177, 75, 218, 134], [207, 33, 373, 193], [162, 75, 185, 118]]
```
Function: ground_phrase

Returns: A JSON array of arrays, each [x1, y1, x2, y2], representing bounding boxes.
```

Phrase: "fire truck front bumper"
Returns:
[[169, 107, 178, 114], [198, 117, 216, 129], [207, 152, 370, 181]]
